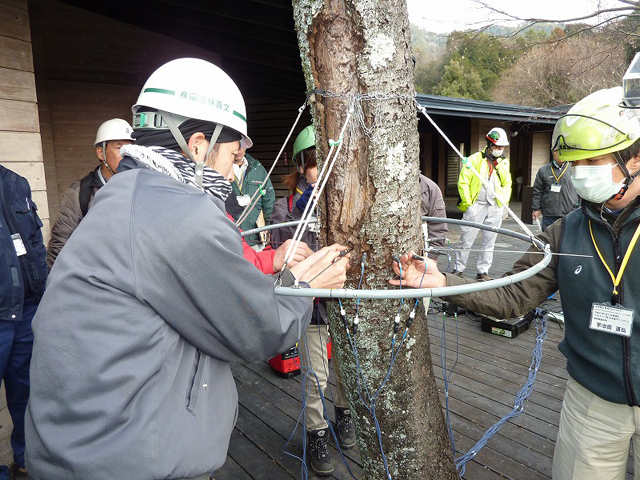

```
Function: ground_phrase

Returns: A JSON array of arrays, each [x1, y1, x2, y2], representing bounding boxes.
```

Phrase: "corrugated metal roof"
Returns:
[[416, 94, 570, 124]]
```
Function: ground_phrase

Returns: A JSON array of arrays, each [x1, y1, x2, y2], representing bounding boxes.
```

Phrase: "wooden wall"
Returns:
[[531, 132, 552, 184], [29, 0, 309, 222], [245, 97, 311, 198], [29, 0, 225, 223], [0, 0, 48, 242], [0, 0, 45, 466]]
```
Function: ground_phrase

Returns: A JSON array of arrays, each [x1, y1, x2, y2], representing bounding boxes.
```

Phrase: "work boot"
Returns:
[[11, 464, 29, 479], [335, 406, 356, 449], [306, 428, 334, 476], [451, 269, 463, 277], [476, 272, 492, 281]]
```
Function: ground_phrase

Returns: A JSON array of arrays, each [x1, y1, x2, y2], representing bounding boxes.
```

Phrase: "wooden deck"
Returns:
[[213, 206, 633, 479], [213, 309, 567, 480]]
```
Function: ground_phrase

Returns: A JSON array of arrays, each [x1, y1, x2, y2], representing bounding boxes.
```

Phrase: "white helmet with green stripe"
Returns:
[[132, 58, 252, 149]]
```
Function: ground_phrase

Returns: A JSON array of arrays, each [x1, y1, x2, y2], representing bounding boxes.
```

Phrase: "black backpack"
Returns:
[[78, 171, 95, 217]]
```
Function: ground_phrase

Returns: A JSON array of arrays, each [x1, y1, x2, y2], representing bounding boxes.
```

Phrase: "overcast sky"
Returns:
[[407, 0, 624, 34]]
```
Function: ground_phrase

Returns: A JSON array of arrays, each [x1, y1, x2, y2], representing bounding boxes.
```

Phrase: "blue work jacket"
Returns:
[[0, 165, 47, 321]]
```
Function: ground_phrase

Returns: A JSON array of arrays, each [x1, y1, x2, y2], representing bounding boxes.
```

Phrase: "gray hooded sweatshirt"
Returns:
[[25, 148, 312, 479]]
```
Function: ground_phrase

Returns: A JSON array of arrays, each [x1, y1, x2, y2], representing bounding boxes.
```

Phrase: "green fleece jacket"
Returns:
[[445, 196, 640, 405], [231, 153, 275, 246]]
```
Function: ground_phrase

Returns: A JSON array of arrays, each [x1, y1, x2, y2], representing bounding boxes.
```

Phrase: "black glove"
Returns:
[[224, 190, 244, 220], [296, 184, 314, 212]]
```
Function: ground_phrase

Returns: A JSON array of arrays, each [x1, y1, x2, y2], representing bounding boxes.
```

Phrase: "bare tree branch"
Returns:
[[471, 0, 636, 24]]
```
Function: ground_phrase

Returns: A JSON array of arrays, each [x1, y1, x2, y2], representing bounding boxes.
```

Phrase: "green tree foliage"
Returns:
[[411, 25, 447, 93], [432, 54, 486, 99], [456, 32, 516, 91], [432, 31, 516, 100], [411, 1, 640, 103], [512, 23, 563, 48]]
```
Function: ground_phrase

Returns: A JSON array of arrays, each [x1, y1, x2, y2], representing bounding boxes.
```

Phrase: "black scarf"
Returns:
[[119, 145, 232, 201]]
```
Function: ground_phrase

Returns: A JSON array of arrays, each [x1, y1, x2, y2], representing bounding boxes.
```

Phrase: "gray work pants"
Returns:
[[455, 202, 504, 274]]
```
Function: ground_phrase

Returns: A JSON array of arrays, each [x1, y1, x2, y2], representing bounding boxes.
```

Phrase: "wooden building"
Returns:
[[416, 94, 566, 200]]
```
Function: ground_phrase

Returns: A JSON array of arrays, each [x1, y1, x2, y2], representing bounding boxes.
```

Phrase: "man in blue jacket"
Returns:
[[0, 164, 47, 479]]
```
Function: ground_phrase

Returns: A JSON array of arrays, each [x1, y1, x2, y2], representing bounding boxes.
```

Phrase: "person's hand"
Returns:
[[389, 251, 446, 289], [290, 244, 350, 289], [289, 244, 346, 280], [273, 239, 313, 272], [295, 184, 315, 212], [532, 210, 541, 220]]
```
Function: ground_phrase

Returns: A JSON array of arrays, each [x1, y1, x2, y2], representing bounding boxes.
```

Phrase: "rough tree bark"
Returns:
[[292, 1, 457, 478]]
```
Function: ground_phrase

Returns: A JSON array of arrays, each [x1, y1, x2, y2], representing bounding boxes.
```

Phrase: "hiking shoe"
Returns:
[[476, 273, 492, 281], [306, 427, 334, 476], [451, 270, 463, 277], [335, 406, 356, 449]]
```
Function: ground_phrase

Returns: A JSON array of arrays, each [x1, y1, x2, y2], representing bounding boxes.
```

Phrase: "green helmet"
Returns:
[[293, 126, 315, 164], [552, 87, 640, 162]]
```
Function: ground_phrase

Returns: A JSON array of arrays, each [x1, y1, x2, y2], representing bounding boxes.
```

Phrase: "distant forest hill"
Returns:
[[410, 19, 633, 107]]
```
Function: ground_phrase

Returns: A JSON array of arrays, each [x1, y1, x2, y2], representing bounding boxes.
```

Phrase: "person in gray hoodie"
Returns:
[[25, 58, 349, 480]]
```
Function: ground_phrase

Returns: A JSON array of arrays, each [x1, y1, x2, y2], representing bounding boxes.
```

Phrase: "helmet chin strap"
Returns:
[[612, 151, 640, 200], [163, 112, 222, 190], [100, 141, 115, 175]]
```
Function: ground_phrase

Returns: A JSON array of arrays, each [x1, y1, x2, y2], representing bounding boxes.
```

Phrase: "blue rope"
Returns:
[[339, 297, 393, 479], [283, 328, 360, 480], [454, 309, 548, 476], [429, 304, 459, 457]]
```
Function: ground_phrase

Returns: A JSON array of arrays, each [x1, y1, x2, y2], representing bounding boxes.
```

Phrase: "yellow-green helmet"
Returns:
[[293, 126, 315, 164], [552, 87, 640, 162]]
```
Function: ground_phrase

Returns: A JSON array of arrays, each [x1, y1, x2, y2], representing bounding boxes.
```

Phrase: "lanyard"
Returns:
[[486, 159, 496, 179], [551, 163, 568, 184], [588, 220, 640, 297], [296, 187, 304, 195], [234, 174, 244, 191], [234, 161, 248, 191]]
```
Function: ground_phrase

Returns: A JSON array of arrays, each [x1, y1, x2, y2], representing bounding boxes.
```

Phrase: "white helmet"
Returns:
[[132, 58, 252, 149], [486, 127, 509, 147], [94, 118, 134, 146]]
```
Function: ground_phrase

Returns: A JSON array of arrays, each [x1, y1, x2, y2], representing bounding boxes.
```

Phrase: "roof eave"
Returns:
[[416, 94, 570, 125]]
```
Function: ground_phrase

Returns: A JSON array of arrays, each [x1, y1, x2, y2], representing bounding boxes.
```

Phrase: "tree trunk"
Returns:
[[292, 1, 457, 478]]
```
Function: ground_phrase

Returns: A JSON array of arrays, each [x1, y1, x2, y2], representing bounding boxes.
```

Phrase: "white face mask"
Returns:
[[490, 147, 504, 158], [571, 163, 625, 203]]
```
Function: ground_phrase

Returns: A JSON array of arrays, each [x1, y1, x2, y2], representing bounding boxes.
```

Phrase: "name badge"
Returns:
[[550, 184, 562, 192], [589, 302, 634, 337], [237, 194, 251, 207], [11, 233, 27, 256]]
